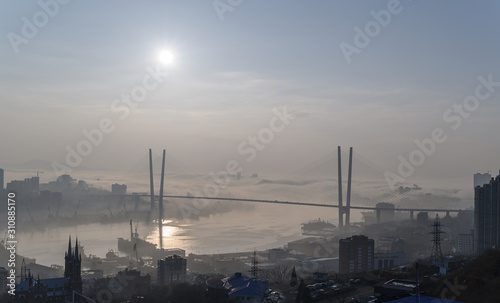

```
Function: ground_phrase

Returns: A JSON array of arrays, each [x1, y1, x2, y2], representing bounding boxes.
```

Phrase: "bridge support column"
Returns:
[[338, 146, 343, 228], [410, 210, 414, 221], [345, 147, 353, 227], [446, 211, 450, 217], [158, 149, 166, 249], [149, 149, 155, 213], [376, 209, 381, 224]]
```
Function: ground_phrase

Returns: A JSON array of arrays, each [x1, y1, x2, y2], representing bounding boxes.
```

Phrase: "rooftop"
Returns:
[[386, 295, 465, 303]]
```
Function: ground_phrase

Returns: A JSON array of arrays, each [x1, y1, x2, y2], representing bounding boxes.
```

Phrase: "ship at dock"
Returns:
[[301, 218, 337, 236], [118, 220, 185, 259]]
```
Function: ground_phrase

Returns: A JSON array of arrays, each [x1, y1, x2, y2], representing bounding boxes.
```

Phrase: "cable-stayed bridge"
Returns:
[[85, 147, 465, 249], [99, 193, 463, 217]]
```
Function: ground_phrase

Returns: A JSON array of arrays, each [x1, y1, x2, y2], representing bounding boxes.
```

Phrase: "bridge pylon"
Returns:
[[337, 146, 353, 228], [149, 148, 167, 249]]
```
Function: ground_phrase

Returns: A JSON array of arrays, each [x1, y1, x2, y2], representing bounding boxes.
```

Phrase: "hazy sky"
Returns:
[[1, 0, 499, 188]]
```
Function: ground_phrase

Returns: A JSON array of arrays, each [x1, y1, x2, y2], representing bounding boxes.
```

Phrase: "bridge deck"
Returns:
[[89, 194, 462, 213]]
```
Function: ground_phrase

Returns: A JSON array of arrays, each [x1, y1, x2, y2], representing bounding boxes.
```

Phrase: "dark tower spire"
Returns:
[[68, 236, 72, 256], [21, 258, 27, 281], [75, 238, 79, 259], [65, 235, 83, 293]]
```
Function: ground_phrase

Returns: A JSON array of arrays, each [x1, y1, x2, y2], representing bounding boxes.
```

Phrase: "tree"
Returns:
[[296, 279, 312, 303], [290, 266, 298, 286], [262, 265, 292, 284]]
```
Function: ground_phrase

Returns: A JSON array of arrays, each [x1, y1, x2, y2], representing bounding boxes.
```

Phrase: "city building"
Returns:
[[374, 253, 406, 271], [474, 172, 500, 253], [339, 235, 374, 274], [43, 174, 76, 192], [15, 237, 82, 302], [376, 202, 395, 223], [299, 257, 339, 273], [6, 176, 39, 196], [456, 230, 474, 255], [157, 254, 187, 285], [375, 238, 406, 270], [474, 172, 492, 188], [0, 266, 8, 293], [0, 168, 4, 190], [221, 272, 268, 303], [377, 238, 405, 254], [112, 183, 127, 195], [57, 174, 76, 185]]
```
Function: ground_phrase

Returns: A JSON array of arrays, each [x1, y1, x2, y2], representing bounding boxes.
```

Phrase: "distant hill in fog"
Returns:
[[0, 159, 94, 172]]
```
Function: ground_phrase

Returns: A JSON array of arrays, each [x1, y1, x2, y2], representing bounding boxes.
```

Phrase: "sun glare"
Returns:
[[159, 50, 174, 65]]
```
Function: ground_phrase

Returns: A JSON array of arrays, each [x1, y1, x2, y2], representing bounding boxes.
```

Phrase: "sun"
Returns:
[[159, 50, 174, 65]]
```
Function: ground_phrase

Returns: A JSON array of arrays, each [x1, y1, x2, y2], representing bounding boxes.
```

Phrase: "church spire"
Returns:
[[68, 235, 72, 257], [75, 238, 79, 259]]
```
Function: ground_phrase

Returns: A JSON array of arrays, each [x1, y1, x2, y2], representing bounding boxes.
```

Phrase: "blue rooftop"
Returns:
[[16, 277, 69, 292], [387, 295, 465, 303], [222, 272, 268, 298]]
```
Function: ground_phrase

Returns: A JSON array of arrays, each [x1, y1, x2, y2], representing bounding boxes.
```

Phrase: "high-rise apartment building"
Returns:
[[474, 172, 492, 188], [474, 173, 500, 253], [0, 168, 4, 190], [456, 230, 474, 255], [339, 235, 374, 274]]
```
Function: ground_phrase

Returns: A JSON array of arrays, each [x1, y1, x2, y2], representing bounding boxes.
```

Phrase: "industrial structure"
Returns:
[[430, 214, 444, 265]]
